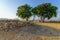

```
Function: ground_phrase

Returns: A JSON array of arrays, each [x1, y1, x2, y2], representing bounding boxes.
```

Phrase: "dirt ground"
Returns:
[[0, 22, 60, 40], [0, 31, 60, 40]]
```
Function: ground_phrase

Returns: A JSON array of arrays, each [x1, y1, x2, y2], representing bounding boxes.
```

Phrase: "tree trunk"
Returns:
[[40, 16, 45, 22], [38, 16, 40, 22], [33, 15, 35, 21], [26, 18, 28, 21]]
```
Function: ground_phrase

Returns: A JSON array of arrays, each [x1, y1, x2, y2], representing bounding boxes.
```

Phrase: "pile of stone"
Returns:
[[0, 21, 32, 31]]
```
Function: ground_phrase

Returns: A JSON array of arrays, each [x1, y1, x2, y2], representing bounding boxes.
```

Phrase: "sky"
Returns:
[[0, 0, 60, 20]]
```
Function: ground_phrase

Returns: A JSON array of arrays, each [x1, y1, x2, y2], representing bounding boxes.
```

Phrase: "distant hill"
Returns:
[[0, 18, 8, 20], [0, 18, 20, 21]]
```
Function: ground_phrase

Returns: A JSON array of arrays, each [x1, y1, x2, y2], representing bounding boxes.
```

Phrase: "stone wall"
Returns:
[[0, 20, 32, 31]]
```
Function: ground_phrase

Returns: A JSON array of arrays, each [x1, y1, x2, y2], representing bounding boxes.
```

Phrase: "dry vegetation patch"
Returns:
[[32, 21, 60, 29]]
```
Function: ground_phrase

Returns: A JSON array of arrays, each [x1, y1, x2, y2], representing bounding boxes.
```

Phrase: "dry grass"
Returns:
[[33, 21, 60, 29]]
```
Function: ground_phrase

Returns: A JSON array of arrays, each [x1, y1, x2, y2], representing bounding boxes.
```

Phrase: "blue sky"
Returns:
[[0, 0, 60, 20]]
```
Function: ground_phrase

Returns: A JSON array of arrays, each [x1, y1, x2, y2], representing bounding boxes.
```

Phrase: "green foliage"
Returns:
[[32, 7, 40, 16], [16, 4, 32, 21], [32, 3, 57, 22], [16, 3, 57, 22]]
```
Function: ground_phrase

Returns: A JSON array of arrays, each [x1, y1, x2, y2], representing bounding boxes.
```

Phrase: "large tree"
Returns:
[[32, 3, 57, 22], [16, 4, 32, 21]]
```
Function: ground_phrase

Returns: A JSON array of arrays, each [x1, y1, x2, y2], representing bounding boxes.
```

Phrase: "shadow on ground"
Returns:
[[8, 24, 60, 36]]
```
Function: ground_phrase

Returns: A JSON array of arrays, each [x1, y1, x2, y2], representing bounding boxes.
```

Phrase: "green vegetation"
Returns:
[[16, 3, 57, 22], [16, 4, 32, 21], [32, 3, 57, 22]]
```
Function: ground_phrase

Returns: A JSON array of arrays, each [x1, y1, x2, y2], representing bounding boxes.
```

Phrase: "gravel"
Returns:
[[0, 25, 60, 40]]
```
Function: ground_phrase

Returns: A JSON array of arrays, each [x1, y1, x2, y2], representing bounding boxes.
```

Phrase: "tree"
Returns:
[[32, 6, 40, 21], [16, 4, 32, 21], [32, 3, 57, 22]]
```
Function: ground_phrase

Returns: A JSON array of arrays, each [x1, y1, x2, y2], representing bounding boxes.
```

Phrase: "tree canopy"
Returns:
[[16, 3, 57, 22], [32, 3, 57, 22], [16, 4, 32, 21]]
